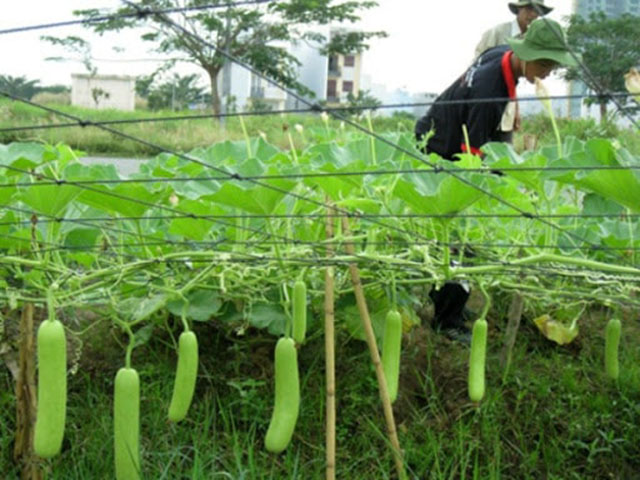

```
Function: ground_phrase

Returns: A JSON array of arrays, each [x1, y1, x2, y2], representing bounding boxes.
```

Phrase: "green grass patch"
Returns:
[[1, 307, 639, 479]]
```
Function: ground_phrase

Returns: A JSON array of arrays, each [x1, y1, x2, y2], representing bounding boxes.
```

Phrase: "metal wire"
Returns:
[[0, 211, 637, 225], [123, 1, 624, 258], [0, 2, 636, 269], [0, 90, 439, 247], [0, 92, 635, 134], [533, 4, 640, 131], [2, 161, 640, 192], [0, 0, 272, 36]]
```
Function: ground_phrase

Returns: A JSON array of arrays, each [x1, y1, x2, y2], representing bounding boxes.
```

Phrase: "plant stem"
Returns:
[[366, 112, 377, 166], [324, 201, 337, 480], [441, 220, 451, 280], [453, 253, 640, 277]]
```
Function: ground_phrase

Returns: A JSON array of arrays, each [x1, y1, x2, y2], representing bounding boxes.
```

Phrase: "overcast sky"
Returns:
[[2, 1, 574, 95]]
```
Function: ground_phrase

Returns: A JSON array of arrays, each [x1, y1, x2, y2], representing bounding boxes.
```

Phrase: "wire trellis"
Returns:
[[0, 0, 638, 288]]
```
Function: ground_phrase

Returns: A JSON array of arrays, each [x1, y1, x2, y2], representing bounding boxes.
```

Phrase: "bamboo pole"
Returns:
[[14, 303, 42, 480], [324, 201, 337, 480], [341, 217, 407, 480], [500, 292, 524, 377]]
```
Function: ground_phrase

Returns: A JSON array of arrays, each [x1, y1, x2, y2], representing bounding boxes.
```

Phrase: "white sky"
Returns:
[[1, 1, 574, 95]]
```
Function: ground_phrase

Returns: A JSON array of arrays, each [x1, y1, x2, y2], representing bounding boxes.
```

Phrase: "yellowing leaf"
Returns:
[[624, 68, 640, 103], [533, 314, 578, 345]]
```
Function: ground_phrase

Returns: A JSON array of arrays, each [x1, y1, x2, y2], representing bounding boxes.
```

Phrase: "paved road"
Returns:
[[79, 156, 144, 176]]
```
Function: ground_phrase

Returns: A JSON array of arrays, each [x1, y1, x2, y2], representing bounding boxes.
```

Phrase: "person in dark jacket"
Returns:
[[416, 18, 578, 342], [416, 17, 575, 160]]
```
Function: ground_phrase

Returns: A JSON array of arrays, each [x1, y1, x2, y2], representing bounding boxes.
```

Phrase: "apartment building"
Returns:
[[325, 50, 363, 105], [221, 27, 365, 112]]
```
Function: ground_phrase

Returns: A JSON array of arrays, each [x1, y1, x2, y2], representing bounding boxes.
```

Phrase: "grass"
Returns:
[[1, 301, 639, 479], [0, 98, 414, 157], [5, 98, 638, 159]]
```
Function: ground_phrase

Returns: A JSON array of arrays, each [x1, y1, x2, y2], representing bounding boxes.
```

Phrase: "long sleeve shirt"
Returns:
[[414, 46, 517, 160]]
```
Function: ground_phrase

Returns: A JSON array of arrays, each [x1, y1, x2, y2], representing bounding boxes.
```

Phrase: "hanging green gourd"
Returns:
[[604, 318, 621, 380], [265, 337, 300, 453], [34, 287, 67, 459], [168, 330, 199, 422], [292, 279, 307, 345], [381, 309, 402, 403]]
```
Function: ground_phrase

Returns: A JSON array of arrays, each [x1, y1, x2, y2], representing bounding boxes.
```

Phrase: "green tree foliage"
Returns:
[[52, 0, 385, 116], [563, 12, 640, 120], [344, 89, 381, 118], [139, 73, 209, 111], [0, 75, 41, 100], [0, 75, 69, 100]]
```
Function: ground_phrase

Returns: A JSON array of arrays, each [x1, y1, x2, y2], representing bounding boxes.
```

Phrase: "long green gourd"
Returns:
[[265, 337, 300, 453], [468, 318, 488, 403], [381, 309, 402, 403], [605, 318, 621, 380], [168, 330, 199, 422], [114, 367, 141, 480], [33, 317, 67, 458], [292, 280, 307, 345]]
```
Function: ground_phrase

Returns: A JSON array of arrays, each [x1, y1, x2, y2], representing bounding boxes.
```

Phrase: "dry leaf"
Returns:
[[533, 314, 579, 345]]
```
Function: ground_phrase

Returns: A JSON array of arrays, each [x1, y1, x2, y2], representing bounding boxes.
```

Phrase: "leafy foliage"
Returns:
[[48, 0, 386, 115], [563, 12, 640, 118]]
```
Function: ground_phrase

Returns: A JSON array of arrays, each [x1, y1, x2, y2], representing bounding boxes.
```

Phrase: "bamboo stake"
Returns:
[[324, 201, 337, 480], [500, 292, 524, 377], [341, 217, 407, 480], [14, 303, 42, 480]]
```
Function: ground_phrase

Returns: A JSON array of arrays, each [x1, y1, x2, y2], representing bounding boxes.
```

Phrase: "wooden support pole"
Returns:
[[14, 303, 42, 480], [324, 202, 336, 480], [341, 217, 407, 480], [500, 292, 524, 376]]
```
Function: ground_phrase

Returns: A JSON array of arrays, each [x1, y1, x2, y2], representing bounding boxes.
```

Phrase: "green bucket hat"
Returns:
[[507, 18, 579, 66], [508, 0, 553, 15]]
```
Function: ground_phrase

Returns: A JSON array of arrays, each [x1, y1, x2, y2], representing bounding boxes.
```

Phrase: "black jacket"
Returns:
[[415, 45, 516, 160]]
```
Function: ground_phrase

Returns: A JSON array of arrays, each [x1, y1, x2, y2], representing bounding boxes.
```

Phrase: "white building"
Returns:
[[71, 74, 136, 111], [221, 27, 365, 111]]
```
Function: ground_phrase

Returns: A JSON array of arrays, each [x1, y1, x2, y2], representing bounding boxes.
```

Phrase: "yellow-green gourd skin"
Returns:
[[34, 319, 67, 458], [468, 319, 488, 403], [605, 318, 621, 380], [168, 331, 199, 422], [292, 280, 307, 345], [265, 337, 300, 453], [114, 368, 141, 480], [381, 310, 402, 403]]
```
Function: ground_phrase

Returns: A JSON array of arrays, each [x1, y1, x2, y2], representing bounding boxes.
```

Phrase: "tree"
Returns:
[[47, 0, 385, 117], [344, 89, 381, 118], [563, 12, 640, 121], [0, 75, 41, 100], [141, 73, 209, 111]]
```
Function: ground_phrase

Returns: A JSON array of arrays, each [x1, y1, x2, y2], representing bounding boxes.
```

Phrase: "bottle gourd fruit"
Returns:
[[265, 337, 300, 453]]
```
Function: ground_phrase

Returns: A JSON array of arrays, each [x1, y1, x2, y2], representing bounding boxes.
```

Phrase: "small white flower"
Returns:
[[534, 77, 552, 115], [258, 130, 267, 141], [169, 193, 179, 206], [340, 121, 345, 130], [320, 111, 329, 123], [294, 123, 304, 134]]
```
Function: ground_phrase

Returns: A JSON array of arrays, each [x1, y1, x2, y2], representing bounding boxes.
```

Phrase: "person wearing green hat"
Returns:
[[415, 17, 576, 160], [474, 1, 554, 143], [415, 17, 577, 343]]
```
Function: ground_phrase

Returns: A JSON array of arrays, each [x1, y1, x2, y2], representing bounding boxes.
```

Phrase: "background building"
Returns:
[[71, 74, 136, 111], [221, 27, 366, 112]]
